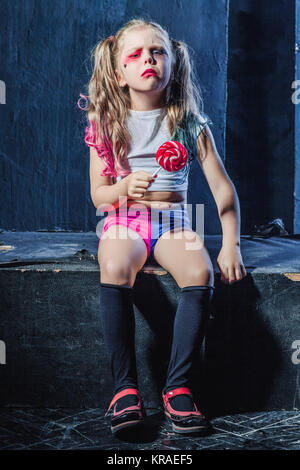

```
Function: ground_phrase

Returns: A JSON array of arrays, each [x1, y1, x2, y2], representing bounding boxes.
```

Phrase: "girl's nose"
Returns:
[[145, 55, 154, 64]]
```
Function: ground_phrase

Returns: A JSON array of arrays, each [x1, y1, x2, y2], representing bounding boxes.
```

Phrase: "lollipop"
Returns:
[[152, 141, 188, 178]]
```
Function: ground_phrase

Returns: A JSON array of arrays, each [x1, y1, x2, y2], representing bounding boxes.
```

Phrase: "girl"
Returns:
[[78, 18, 247, 435]]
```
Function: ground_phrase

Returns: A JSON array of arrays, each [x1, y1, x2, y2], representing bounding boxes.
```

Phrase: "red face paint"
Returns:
[[124, 48, 143, 65], [124, 47, 166, 66]]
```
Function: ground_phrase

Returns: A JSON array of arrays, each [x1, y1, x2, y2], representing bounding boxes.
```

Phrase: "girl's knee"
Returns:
[[180, 265, 214, 288], [100, 259, 136, 286]]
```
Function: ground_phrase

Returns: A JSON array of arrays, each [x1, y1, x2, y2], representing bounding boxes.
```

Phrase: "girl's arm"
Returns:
[[89, 147, 128, 211], [196, 126, 247, 283]]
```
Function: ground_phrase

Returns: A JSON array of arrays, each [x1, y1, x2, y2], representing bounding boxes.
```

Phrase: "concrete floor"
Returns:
[[0, 408, 299, 450]]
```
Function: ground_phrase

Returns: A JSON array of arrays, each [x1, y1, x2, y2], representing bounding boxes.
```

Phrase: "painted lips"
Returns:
[[142, 69, 157, 77]]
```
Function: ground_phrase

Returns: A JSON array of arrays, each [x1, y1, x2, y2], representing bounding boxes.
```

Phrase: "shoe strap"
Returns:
[[163, 387, 202, 415], [163, 387, 192, 405], [105, 388, 140, 416]]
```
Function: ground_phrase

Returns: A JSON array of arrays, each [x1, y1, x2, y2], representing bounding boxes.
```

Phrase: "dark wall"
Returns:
[[295, 0, 300, 233], [226, 0, 295, 234], [0, 0, 228, 233]]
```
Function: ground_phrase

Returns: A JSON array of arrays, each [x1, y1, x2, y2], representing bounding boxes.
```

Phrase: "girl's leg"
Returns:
[[164, 285, 214, 410], [99, 282, 137, 395], [98, 220, 150, 410], [152, 218, 215, 411]]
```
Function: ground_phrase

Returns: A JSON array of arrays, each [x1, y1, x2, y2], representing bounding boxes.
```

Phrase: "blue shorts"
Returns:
[[150, 205, 192, 254]]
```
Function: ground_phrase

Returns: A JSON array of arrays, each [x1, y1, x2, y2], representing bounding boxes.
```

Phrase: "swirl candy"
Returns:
[[152, 141, 188, 178]]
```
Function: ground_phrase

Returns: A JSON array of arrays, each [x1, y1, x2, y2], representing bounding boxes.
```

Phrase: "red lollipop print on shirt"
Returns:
[[151, 141, 188, 178]]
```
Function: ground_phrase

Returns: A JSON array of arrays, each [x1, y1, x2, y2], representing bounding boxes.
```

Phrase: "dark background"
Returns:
[[0, 0, 297, 234]]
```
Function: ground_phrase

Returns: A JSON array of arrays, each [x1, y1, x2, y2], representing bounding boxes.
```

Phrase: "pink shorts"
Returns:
[[98, 203, 192, 258], [99, 204, 151, 256]]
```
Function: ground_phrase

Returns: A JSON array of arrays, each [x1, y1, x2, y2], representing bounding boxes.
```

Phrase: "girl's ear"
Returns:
[[115, 68, 127, 88]]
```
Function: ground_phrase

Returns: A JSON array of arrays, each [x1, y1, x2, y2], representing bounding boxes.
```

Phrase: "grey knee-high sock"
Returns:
[[99, 282, 139, 408], [165, 285, 215, 411]]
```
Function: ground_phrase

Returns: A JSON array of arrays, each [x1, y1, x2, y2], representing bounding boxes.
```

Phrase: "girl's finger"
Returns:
[[217, 261, 226, 283], [136, 179, 152, 187], [132, 188, 146, 195], [221, 266, 229, 283], [241, 264, 247, 277], [228, 266, 235, 283], [235, 266, 242, 281]]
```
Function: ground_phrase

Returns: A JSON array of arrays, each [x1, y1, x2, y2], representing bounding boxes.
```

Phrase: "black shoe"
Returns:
[[162, 386, 210, 434], [105, 387, 146, 434]]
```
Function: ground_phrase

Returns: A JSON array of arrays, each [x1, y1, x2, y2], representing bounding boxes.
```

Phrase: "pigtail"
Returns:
[[78, 36, 131, 177]]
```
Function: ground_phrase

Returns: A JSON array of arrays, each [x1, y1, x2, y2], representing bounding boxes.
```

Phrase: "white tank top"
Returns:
[[116, 107, 189, 191]]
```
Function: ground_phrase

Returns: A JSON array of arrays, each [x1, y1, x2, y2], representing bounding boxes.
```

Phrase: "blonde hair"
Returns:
[[78, 17, 210, 177]]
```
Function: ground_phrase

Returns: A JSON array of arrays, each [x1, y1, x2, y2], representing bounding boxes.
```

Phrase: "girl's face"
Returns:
[[116, 27, 173, 107]]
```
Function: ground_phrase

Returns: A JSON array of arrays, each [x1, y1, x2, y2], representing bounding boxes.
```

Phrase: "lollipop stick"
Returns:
[[151, 167, 162, 178]]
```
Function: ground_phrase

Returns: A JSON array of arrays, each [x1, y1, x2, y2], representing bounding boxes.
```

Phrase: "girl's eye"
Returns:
[[130, 49, 165, 58]]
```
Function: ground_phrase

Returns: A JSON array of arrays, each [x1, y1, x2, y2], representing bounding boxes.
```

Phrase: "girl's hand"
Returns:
[[125, 171, 156, 199], [216, 244, 247, 284]]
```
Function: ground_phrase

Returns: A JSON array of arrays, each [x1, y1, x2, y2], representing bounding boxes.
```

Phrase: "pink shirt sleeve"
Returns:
[[84, 121, 118, 177]]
